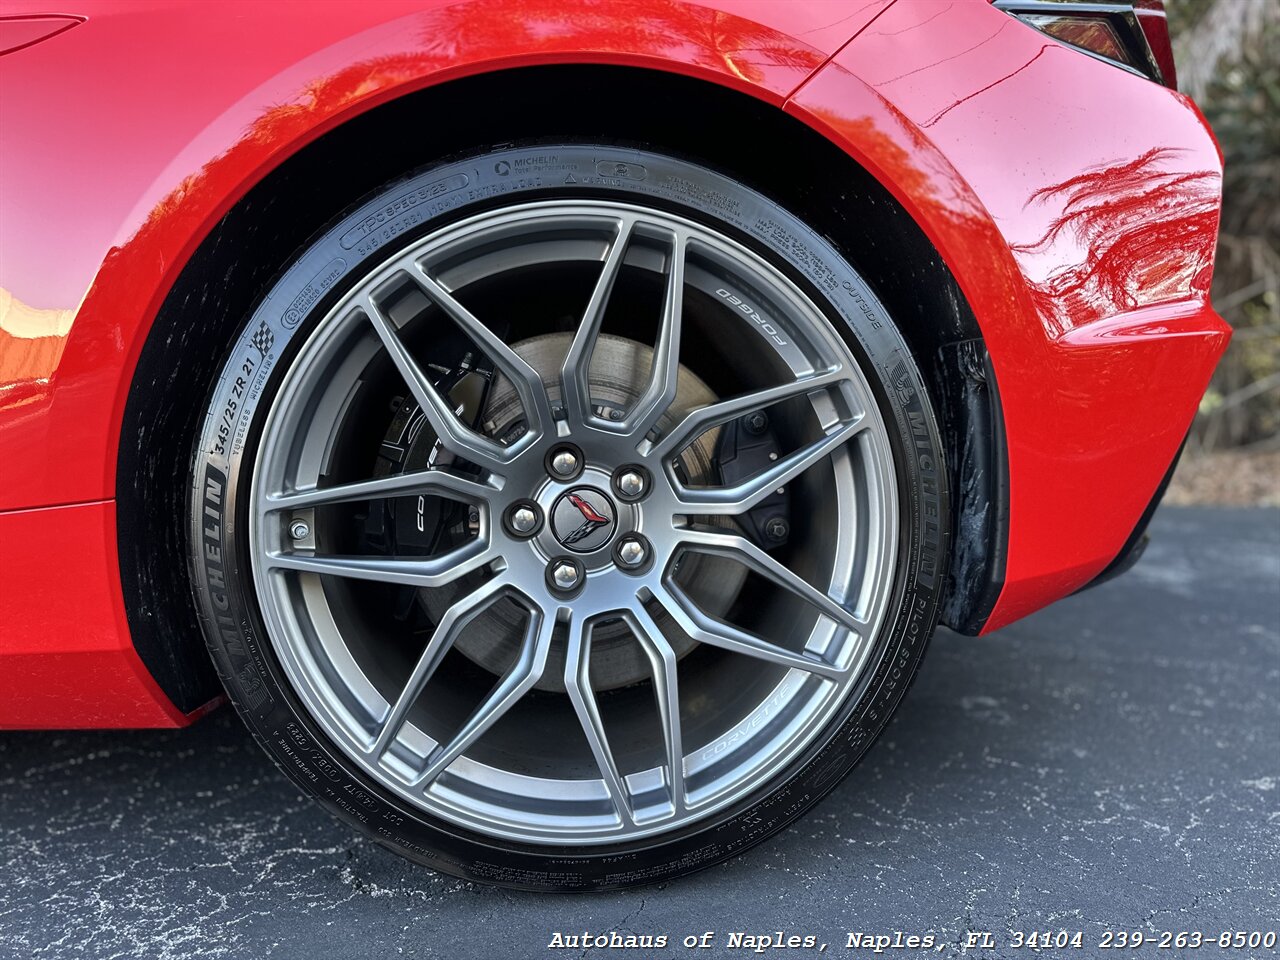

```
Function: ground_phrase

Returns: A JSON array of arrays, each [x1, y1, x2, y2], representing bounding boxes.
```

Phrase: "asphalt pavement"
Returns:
[[0, 506, 1276, 959]]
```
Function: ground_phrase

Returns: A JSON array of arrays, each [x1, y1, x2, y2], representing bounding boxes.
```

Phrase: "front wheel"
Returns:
[[189, 143, 948, 890]]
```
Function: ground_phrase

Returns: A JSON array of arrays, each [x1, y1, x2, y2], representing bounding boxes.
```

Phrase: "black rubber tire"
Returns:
[[188, 143, 950, 891]]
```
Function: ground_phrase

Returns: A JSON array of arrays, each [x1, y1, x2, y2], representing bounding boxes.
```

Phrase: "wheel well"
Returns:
[[118, 64, 1005, 713]]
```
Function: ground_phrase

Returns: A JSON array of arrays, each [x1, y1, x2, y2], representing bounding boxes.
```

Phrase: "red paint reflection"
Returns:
[[1013, 147, 1220, 337], [0, 288, 71, 418]]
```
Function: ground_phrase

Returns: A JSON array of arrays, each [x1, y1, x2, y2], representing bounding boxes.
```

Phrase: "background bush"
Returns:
[[1171, 0, 1280, 452]]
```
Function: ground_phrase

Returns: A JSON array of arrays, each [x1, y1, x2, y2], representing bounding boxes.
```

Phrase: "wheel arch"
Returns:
[[118, 63, 1006, 713]]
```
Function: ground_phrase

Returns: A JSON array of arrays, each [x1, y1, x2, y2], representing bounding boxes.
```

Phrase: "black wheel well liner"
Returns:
[[117, 64, 1007, 713]]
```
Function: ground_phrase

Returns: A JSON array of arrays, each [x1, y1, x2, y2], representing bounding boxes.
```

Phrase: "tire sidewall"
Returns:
[[188, 144, 949, 891]]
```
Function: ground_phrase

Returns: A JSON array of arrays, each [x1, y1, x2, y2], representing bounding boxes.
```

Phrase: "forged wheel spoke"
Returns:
[[563, 619, 634, 827], [368, 577, 509, 757], [267, 536, 493, 589], [264, 468, 498, 513], [622, 606, 686, 814], [252, 197, 900, 844], [677, 528, 865, 633], [674, 414, 867, 515], [561, 219, 635, 426], [618, 232, 686, 439], [654, 585, 846, 681], [411, 604, 556, 789], [407, 264, 554, 436], [651, 367, 848, 459], [360, 297, 513, 474]]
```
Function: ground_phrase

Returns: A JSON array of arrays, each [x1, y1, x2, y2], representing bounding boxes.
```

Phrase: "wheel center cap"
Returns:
[[550, 487, 617, 553]]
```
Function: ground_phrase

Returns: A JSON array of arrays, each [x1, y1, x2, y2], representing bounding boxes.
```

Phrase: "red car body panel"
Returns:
[[0, 500, 193, 727], [789, 0, 1229, 628], [0, 0, 1227, 727]]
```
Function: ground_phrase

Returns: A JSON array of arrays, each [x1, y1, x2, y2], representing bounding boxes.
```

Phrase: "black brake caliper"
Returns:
[[712, 410, 791, 549], [362, 353, 492, 620]]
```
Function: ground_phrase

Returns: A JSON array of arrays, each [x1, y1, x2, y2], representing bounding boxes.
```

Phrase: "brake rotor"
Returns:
[[423, 332, 746, 692]]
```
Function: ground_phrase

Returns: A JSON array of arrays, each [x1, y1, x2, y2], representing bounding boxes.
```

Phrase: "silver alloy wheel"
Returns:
[[249, 200, 898, 844]]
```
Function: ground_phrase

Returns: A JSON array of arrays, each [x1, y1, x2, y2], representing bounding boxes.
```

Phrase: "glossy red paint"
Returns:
[[0, 13, 83, 55], [0, 0, 890, 726], [0, 500, 211, 727], [0, 0, 1227, 725], [1, 0, 894, 511], [788, 0, 1228, 630]]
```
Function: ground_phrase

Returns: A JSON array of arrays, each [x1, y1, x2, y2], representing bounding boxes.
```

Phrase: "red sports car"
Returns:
[[0, 0, 1228, 889]]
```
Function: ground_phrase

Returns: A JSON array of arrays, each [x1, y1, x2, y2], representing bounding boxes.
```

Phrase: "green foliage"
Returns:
[[1171, 0, 1280, 450]]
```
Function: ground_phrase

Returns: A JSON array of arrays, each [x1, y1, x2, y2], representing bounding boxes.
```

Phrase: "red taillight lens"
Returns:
[[994, 1, 1177, 89], [1021, 14, 1132, 64]]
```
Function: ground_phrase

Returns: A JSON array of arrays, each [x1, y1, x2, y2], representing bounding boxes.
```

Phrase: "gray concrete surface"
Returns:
[[0, 506, 1276, 959]]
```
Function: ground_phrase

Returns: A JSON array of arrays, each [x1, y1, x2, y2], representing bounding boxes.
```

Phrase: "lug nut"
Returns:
[[616, 537, 647, 568], [511, 506, 537, 533], [617, 470, 645, 498], [289, 520, 310, 541], [612, 464, 651, 502], [551, 560, 581, 591], [551, 451, 577, 476], [504, 500, 542, 538], [548, 446, 581, 479], [744, 410, 769, 435], [510, 506, 537, 534]]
